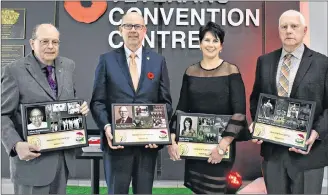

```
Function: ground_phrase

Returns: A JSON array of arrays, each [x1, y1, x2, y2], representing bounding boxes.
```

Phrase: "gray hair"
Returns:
[[279, 10, 306, 27]]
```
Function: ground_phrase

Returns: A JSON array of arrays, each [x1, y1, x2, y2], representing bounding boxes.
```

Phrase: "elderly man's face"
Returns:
[[30, 24, 60, 64], [119, 13, 147, 49], [279, 14, 307, 49], [119, 107, 129, 118], [30, 109, 43, 127]]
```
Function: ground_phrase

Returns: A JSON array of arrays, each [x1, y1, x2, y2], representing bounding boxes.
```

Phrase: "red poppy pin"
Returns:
[[147, 72, 154, 80]]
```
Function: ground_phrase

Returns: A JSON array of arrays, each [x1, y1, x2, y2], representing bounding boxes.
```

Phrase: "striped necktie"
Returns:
[[277, 54, 292, 97]]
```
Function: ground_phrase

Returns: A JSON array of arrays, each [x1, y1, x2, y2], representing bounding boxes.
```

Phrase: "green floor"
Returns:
[[66, 186, 193, 194]]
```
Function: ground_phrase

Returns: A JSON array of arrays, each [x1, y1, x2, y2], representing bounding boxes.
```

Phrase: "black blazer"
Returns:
[[250, 45, 328, 160]]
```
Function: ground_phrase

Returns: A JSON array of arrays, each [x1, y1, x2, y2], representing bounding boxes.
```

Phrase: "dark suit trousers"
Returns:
[[108, 147, 158, 194], [13, 152, 68, 194], [262, 148, 304, 194]]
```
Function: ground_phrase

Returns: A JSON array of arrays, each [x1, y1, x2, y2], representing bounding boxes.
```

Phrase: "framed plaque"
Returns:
[[1, 45, 25, 67], [1, 8, 26, 39], [21, 99, 88, 152], [111, 103, 171, 146], [176, 112, 233, 161], [252, 93, 316, 150]]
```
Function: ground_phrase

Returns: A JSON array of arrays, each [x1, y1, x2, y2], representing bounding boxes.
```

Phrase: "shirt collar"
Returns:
[[124, 45, 142, 59], [281, 43, 305, 60]]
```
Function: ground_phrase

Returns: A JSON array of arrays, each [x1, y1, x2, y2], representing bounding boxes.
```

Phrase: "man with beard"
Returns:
[[90, 12, 172, 194]]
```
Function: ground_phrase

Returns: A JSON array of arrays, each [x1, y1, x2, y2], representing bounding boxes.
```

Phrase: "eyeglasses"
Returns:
[[121, 24, 145, 31], [35, 39, 60, 46], [30, 115, 42, 119]]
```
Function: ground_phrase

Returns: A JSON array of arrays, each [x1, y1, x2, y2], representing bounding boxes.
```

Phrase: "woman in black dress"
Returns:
[[168, 21, 250, 194]]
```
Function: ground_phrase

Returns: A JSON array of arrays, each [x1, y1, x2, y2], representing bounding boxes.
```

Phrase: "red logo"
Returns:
[[147, 72, 154, 80]]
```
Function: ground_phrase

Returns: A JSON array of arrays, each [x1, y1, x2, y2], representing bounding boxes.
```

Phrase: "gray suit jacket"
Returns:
[[1, 52, 78, 186]]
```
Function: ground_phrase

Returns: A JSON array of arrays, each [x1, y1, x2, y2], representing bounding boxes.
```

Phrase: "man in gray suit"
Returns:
[[1, 23, 89, 194]]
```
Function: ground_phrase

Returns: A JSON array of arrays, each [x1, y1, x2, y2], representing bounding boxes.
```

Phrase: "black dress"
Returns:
[[169, 61, 250, 194]]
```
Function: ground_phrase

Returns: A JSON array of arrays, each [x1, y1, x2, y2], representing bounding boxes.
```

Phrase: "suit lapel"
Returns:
[[290, 47, 312, 97], [55, 57, 64, 99], [115, 47, 134, 90], [136, 48, 150, 92], [269, 49, 282, 96], [25, 53, 56, 100]]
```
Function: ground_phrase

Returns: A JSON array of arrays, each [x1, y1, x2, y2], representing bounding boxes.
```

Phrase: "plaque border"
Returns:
[[111, 103, 172, 146], [252, 93, 316, 151], [1, 44, 25, 66], [176, 111, 234, 161], [20, 99, 89, 153], [1, 8, 26, 40]]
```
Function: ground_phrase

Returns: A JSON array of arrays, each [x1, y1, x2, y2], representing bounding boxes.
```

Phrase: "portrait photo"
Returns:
[[179, 116, 198, 137], [134, 105, 149, 117], [27, 106, 48, 130], [114, 105, 133, 124]]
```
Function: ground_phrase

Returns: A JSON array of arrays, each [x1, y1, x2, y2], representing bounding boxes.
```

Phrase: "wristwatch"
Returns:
[[216, 145, 225, 155]]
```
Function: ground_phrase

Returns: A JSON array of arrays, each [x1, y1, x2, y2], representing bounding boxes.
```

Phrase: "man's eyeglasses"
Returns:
[[121, 24, 145, 30], [35, 39, 60, 46]]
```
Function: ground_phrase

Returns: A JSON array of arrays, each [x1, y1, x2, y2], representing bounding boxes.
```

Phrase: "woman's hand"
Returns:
[[208, 146, 223, 164]]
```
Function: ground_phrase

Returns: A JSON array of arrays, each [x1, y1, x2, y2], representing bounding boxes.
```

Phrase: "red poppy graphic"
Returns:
[[298, 134, 304, 139], [147, 72, 154, 80]]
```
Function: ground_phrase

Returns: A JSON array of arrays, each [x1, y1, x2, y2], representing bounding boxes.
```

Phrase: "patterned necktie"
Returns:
[[129, 53, 139, 91], [278, 54, 293, 97], [46, 66, 57, 96]]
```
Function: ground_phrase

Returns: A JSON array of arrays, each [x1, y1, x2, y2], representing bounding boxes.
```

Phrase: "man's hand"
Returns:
[[168, 142, 180, 161], [15, 142, 41, 161], [105, 126, 124, 150], [249, 122, 263, 144], [145, 144, 158, 149], [289, 130, 318, 155], [80, 101, 89, 116]]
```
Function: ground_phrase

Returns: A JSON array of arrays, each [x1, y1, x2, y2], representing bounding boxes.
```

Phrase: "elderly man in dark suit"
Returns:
[[90, 11, 172, 194], [249, 10, 328, 194], [1, 23, 89, 194]]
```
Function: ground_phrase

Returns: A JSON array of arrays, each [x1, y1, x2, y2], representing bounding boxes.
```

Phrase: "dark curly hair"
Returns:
[[199, 21, 225, 43]]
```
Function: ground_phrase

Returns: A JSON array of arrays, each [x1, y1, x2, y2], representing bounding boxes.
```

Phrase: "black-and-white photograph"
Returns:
[[132, 116, 153, 128], [60, 117, 83, 131], [50, 122, 59, 132], [298, 103, 312, 121], [134, 106, 149, 117], [179, 116, 198, 137], [198, 117, 214, 126], [259, 97, 276, 119], [152, 118, 166, 128], [67, 102, 81, 114], [287, 102, 300, 119], [26, 106, 48, 130], [296, 120, 307, 131], [52, 103, 67, 112]]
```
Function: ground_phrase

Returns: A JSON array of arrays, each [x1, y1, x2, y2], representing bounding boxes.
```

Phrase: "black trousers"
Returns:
[[108, 148, 158, 194], [262, 148, 304, 194]]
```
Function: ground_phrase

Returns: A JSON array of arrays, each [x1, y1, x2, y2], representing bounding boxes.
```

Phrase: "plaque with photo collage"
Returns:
[[21, 99, 88, 152], [111, 103, 171, 146], [176, 112, 233, 161], [252, 93, 316, 150]]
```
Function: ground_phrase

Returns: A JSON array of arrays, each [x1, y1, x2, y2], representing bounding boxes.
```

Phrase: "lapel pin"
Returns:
[[147, 57, 150, 60]]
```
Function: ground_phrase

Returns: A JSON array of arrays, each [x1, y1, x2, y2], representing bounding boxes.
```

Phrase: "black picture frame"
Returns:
[[111, 103, 171, 146], [252, 93, 316, 151], [176, 111, 233, 161], [21, 99, 88, 153]]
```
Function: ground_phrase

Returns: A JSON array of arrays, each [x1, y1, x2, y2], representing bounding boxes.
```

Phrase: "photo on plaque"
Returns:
[[176, 112, 233, 161], [252, 93, 316, 150], [111, 104, 171, 146], [21, 100, 88, 152]]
